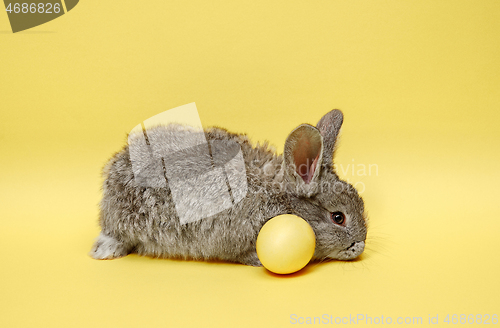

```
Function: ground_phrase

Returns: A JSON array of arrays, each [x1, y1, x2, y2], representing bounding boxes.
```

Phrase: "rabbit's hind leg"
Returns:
[[89, 232, 131, 260]]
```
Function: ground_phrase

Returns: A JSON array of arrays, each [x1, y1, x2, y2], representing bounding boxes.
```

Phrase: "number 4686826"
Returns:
[[6, 3, 61, 14], [443, 314, 498, 324]]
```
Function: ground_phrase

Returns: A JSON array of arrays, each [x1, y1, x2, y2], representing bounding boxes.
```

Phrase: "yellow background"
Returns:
[[1, 1, 499, 327]]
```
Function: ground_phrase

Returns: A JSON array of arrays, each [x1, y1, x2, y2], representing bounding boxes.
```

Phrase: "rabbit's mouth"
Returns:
[[327, 241, 365, 260]]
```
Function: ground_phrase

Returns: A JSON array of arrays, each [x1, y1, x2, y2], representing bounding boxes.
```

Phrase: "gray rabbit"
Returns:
[[90, 109, 367, 266]]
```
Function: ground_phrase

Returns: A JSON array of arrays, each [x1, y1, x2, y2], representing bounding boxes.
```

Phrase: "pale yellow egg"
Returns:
[[256, 214, 316, 274]]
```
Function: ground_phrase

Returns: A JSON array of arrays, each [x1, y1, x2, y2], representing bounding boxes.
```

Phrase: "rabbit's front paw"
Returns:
[[89, 233, 130, 260]]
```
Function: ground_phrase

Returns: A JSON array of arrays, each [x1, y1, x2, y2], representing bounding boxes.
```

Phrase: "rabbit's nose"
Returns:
[[328, 241, 365, 260]]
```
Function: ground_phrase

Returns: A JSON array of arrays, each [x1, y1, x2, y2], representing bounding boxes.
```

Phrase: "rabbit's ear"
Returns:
[[316, 109, 343, 166], [283, 124, 323, 196]]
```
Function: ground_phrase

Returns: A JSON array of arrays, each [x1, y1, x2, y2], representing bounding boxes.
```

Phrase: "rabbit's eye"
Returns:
[[331, 212, 345, 225]]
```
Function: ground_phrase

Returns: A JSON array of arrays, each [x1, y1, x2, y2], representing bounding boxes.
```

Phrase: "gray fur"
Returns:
[[90, 110, 367, 266]]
